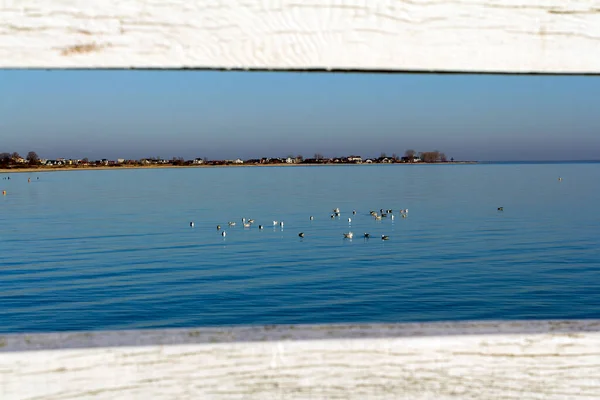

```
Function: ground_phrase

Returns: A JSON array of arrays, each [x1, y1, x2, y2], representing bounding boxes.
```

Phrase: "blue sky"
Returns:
[[0, 71, 598, 161]]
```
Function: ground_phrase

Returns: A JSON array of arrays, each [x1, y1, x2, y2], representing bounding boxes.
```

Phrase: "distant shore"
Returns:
[[0, 161, 478, 174]]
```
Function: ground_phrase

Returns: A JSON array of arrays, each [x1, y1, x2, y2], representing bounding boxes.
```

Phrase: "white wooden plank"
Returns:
[[1, 0, 600, 72], [1, 321, 600, 399]]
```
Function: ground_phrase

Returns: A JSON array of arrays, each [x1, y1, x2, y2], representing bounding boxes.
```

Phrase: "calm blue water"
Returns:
[[1, 163, 599, 334]]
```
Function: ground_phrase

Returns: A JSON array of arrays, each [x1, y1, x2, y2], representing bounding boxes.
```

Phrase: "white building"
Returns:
[[347, 155, 362, 163]]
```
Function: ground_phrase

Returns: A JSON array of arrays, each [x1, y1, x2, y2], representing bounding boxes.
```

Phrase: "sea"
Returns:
[[1, 162, 599, 334]]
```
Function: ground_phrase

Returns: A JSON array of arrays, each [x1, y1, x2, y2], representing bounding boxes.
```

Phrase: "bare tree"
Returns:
[[27, 151, 40, 165], [420, 152, 432, 163], [440, 152, 447, 162], [171, 156, 184, 165], [314, 153, 323, 161], [380, 152, 387, 159], [404, 149, 416, 161], [420, 151, 444, 163], [11, 152, 21, 161]]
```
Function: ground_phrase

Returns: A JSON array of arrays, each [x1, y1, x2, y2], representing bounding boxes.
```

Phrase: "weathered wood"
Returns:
[[1, 321, 600, 399], [2, 0, 600, 72], [2, 1, 600, 398]]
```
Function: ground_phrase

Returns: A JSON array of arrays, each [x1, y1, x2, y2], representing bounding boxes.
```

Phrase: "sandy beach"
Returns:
[[0, 162, 477, 174]]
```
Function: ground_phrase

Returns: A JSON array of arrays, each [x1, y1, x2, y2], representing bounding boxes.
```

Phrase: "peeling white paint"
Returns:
[[1, 321, 600, 399], [1, 0, 600, 71]]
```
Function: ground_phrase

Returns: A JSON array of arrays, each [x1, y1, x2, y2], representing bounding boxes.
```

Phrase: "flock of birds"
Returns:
[[189, 207, 410, 241]]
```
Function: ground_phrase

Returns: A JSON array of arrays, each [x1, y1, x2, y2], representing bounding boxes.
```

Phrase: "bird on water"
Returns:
[[299, 232, 304, 238]]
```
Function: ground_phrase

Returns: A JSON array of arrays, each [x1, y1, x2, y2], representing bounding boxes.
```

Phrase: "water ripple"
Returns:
[[1, 164, 600, 333]]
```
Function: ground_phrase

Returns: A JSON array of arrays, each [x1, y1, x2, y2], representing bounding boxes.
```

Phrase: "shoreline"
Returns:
[[0, 162, 479, 174]]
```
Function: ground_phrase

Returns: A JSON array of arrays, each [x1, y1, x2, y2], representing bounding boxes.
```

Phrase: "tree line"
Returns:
[[0, 151, 40, 167], [403, 149, 450, 163], [1, 149, 454, 168]]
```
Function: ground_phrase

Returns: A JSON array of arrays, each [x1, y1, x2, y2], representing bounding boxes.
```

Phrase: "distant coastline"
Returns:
[[1, 150, 464, 172], [0, 161, 479, 174]]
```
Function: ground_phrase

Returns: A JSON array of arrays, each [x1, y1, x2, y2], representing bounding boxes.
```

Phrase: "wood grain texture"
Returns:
[[2, 0, 600, 72], [1, 321, 600, 399]]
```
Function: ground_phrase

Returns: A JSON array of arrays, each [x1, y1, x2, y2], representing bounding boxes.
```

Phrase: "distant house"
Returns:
[[192, 158, 204, 164], [346, 155, 362, 163], [285, 157, 295, 164], [117, 159, 125, 164], [401, 156, 421, 163], [364, 159, 373, 163], [234, 158, 244, 164]]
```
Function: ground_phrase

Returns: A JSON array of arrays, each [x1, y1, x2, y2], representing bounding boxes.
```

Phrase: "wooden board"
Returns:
[[2, 0, 600, 72], [1, 320, 600, 399]]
